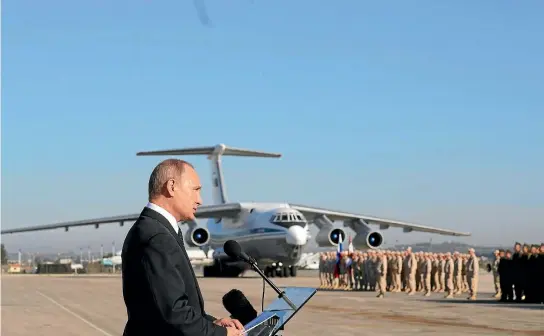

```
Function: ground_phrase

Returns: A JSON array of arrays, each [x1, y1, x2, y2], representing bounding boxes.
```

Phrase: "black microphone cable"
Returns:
[[261, 276, 265, 312]]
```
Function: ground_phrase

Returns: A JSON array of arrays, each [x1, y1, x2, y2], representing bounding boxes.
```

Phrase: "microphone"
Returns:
[[223, 240, 298, 311], [224, 240, 256, 264], [222, 289, 258, 326]]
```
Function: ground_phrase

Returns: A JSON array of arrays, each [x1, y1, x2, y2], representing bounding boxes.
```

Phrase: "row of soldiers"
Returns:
[[318, 247, 480, 299], [490, 242, 544, 303]]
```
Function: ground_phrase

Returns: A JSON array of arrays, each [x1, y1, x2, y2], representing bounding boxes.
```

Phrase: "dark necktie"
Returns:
[[177, 229, 184, 246]]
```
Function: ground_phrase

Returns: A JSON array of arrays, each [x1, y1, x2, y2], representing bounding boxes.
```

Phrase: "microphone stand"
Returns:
[[245, 257, 298, 311]]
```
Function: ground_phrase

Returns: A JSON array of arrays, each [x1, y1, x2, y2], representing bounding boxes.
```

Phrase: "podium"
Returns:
[[243, 287, 316, 336]]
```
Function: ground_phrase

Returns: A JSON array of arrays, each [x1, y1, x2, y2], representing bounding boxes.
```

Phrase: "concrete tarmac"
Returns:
[[2, 271, 543, 336]]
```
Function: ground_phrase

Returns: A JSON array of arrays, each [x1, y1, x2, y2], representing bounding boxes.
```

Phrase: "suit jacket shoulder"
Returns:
[[121, 207, 226, 336]]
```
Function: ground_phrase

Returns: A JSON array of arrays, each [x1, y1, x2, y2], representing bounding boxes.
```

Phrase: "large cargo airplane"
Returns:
[[1, 144, 470, 278]]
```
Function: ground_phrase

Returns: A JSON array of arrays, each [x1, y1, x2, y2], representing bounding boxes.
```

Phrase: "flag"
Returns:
[[333, 233, 344, 278], [346, 235, 354, 277]]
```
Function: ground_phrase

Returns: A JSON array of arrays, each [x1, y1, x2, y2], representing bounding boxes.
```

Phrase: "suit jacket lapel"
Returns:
[[140, 207, 206, 310]]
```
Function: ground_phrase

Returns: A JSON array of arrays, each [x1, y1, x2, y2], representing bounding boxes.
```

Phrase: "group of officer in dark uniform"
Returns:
[[492, 242, 544, 303]]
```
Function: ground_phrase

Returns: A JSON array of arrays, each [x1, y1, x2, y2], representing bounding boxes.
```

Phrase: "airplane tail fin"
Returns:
[[137, 144, 281, 205]]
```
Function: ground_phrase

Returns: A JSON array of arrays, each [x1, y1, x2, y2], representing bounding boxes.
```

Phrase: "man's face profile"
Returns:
[[167, 165, 202, 221]]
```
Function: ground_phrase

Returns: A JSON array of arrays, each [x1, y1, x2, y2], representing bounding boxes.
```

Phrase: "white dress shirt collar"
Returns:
[[146, 202, 179, 234]]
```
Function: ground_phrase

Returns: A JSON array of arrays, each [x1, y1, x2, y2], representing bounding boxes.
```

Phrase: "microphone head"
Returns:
[[224, 240, 242, 259], [222, 289, 257, 326], [222, 289, 245, 309]]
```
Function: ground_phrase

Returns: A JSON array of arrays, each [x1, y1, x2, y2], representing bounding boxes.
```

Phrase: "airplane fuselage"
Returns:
[[204, 203, 310, 275]]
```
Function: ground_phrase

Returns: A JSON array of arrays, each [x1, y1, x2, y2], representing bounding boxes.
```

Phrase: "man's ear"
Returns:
[[166, 179, 176, 197]]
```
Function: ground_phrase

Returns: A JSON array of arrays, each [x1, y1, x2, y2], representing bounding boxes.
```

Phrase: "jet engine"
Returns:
[[315, 227, 346, 247], [353, 227, 383, 249], [185, 227, 210, 247]]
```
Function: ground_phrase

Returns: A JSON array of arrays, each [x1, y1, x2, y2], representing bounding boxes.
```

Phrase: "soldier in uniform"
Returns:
[[538, 243, 544, 303], [511, 242, 523, 301], [387, 252, 399, 292], [376, 250, 388, 298], [525, 245, 540, 303], [520, 244, 531, 301], [439, 253, 446, 292], [404, 247, 417, 295], [461, 254, 468, 293], [444, 252, 454, 298], [417, 252, 425, 292], [358, 253, 366, 291], [491, 250, 502, 298], [385, 251, 392, 291], [365, 251, 375, 291], [466, 248, 479, 300], [453, 252, 463, 295], [329, 251, 336, 288], [352, 254, 360, 290], [431, 254, 439, 292], [324, 252, 332, 289], [319, 253, 328, 288], [498, 249, 514, 302], [340, 252, 349, 290], [393, 251, 403, 292], [399, 251, 408, 292], [423, 253, 432, 296], [363, 252, 371, 291], [346, 252, 354, 290], [332, 251, 341, 289]]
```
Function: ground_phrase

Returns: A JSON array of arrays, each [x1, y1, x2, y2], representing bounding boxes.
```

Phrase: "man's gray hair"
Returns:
[[148, 159, 194, 200]]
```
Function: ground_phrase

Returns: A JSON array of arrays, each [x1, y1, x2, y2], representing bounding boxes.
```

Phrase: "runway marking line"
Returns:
[[36, 290, 114, 336]]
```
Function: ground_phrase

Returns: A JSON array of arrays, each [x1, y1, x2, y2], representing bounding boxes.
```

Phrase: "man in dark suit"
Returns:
[[122, 159, 244, 336]]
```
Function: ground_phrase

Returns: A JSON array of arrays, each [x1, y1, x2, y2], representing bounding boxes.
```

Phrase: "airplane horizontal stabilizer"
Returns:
[[136, 144, 281, 158]]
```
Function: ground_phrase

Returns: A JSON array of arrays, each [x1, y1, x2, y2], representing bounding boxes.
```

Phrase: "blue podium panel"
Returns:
[[263, 287, 317, 335], [264, 287, 316, 311], [243, 311, 280, 336], [243, 287, 317, 336]]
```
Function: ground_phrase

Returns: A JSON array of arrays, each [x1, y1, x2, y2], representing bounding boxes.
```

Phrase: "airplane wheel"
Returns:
[[203, 266, 213, 277], [289, 266, 297, 277], [282, 266, 289, 277], [203, 262, 217, 277]]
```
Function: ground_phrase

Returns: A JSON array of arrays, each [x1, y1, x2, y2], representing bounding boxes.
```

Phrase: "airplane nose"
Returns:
[[286, 225, 308, 246]]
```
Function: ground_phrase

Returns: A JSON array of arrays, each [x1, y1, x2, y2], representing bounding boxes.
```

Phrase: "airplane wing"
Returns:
[[288, 204, 471, 236], [0, 203, 244, 235], [195, 203, 242, 218], [0, 214, 141, 234]]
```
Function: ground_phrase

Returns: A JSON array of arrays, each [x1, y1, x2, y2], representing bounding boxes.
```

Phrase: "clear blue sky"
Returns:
[[2, 0, 543, 254]]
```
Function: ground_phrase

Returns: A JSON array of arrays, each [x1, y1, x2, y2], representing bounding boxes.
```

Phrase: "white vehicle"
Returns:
[[296, 253, 320, 270], [297, 253, 320, 270], [186, 248, 213, 266], [0, 144, 470, 278]]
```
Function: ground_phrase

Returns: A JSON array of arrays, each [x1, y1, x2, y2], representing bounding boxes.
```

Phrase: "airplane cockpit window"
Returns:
[[270, 212, 307, 228]]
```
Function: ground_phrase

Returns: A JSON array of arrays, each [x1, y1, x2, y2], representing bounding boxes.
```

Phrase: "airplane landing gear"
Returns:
[[289, 265, 297, 277], [264, 264, 297, 278], [203, 260, 244, 278]]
